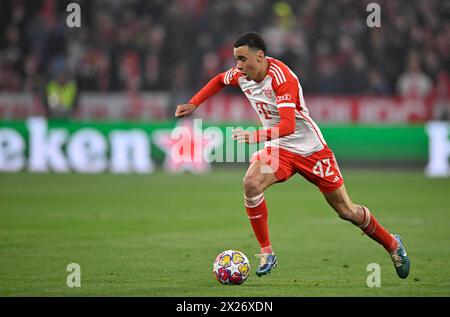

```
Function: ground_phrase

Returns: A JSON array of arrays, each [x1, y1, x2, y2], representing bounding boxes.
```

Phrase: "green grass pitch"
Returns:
[[1, 168, 449, 296]]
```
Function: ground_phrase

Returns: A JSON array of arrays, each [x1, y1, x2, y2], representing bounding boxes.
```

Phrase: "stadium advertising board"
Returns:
[[0, 117, 439, 175]]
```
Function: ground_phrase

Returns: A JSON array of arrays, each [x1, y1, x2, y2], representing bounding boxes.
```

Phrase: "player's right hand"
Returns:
[[175, 104, 196, 118]]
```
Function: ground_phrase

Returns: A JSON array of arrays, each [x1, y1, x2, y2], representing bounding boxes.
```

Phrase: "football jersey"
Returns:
[[223, 57, 326, 156]]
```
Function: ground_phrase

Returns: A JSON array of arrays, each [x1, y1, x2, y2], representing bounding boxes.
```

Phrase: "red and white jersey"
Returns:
[[223, 57, 326, 156]]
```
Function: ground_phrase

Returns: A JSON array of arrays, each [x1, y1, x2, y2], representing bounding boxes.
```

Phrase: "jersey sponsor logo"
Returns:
[[276, 93, 292, 103]]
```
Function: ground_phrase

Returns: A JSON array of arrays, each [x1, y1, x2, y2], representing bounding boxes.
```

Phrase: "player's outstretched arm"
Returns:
[[174, 71, 231, 118]]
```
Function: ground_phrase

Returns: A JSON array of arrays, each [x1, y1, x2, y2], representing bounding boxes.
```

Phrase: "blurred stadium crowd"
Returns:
[[0, 0, 449, 98]]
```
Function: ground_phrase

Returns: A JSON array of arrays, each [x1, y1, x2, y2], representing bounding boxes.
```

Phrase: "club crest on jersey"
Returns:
[[263, 86, 273, 98]]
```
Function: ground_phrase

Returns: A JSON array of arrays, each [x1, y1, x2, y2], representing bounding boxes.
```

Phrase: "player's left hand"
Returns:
[[232, 128, 256, 144]]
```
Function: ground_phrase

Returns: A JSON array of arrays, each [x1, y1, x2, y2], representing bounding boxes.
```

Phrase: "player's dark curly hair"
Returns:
[[234, 32, 266, 54]]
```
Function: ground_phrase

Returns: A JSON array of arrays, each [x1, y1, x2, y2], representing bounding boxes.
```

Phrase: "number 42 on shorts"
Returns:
[[313, 158, 335, 178]]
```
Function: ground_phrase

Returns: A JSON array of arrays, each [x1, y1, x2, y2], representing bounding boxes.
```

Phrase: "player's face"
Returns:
[[234, 46, 265, 81]]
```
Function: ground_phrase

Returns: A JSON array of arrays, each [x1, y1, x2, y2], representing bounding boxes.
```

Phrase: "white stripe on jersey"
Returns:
[[269, 67, 282, 85], [224, 69, 231, 85], [271, 63, 286, 83], [269, 66, 285, 85], [277, 102, 296, 108], [286, 67, 327, 146], [299, 110, 326, 146]]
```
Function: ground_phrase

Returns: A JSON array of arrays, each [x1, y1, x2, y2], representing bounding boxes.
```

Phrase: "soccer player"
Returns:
[[175, 32, 410, 279]]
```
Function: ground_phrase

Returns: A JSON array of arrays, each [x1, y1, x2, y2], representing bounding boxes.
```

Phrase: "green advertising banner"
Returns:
[[322, 125, 428, 162], [0, 117, 429, 174]]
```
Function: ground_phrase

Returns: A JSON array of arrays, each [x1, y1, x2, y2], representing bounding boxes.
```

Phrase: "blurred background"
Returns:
[[0, 0, 449, 171], [1, 0, 450, 297]]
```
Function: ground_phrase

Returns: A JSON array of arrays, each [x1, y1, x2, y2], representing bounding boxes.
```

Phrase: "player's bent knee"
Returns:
[[243, 174, 264, 196], [243, 162, 270, 196]]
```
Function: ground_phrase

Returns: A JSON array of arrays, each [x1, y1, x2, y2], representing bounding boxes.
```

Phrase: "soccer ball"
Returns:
[[213, 250, 250, 285]]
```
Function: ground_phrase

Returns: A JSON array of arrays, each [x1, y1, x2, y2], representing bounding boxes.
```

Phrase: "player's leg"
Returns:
[[243, 149, 292, 276], [323, 184, 410, 279], [323, 184, 397, 251], [322, 184, 363, 226], [243, 160, 278, 255], [290, 144, 410, 279]]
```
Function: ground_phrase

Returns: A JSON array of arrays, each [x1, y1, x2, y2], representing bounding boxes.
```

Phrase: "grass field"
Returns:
[[1, 168, 450, 296]]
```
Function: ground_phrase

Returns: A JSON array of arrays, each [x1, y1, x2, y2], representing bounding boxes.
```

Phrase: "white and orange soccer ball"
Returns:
[[213, 250, 250, 285]]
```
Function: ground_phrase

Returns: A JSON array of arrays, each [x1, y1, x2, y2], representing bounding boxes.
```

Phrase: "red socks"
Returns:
[[244, 197, 397, 255], [245, 194, 273, 254], [358, 205, 398, 253]]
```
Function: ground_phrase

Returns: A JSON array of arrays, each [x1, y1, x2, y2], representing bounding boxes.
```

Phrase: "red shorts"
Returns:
[[250, 145, 344, 193]]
